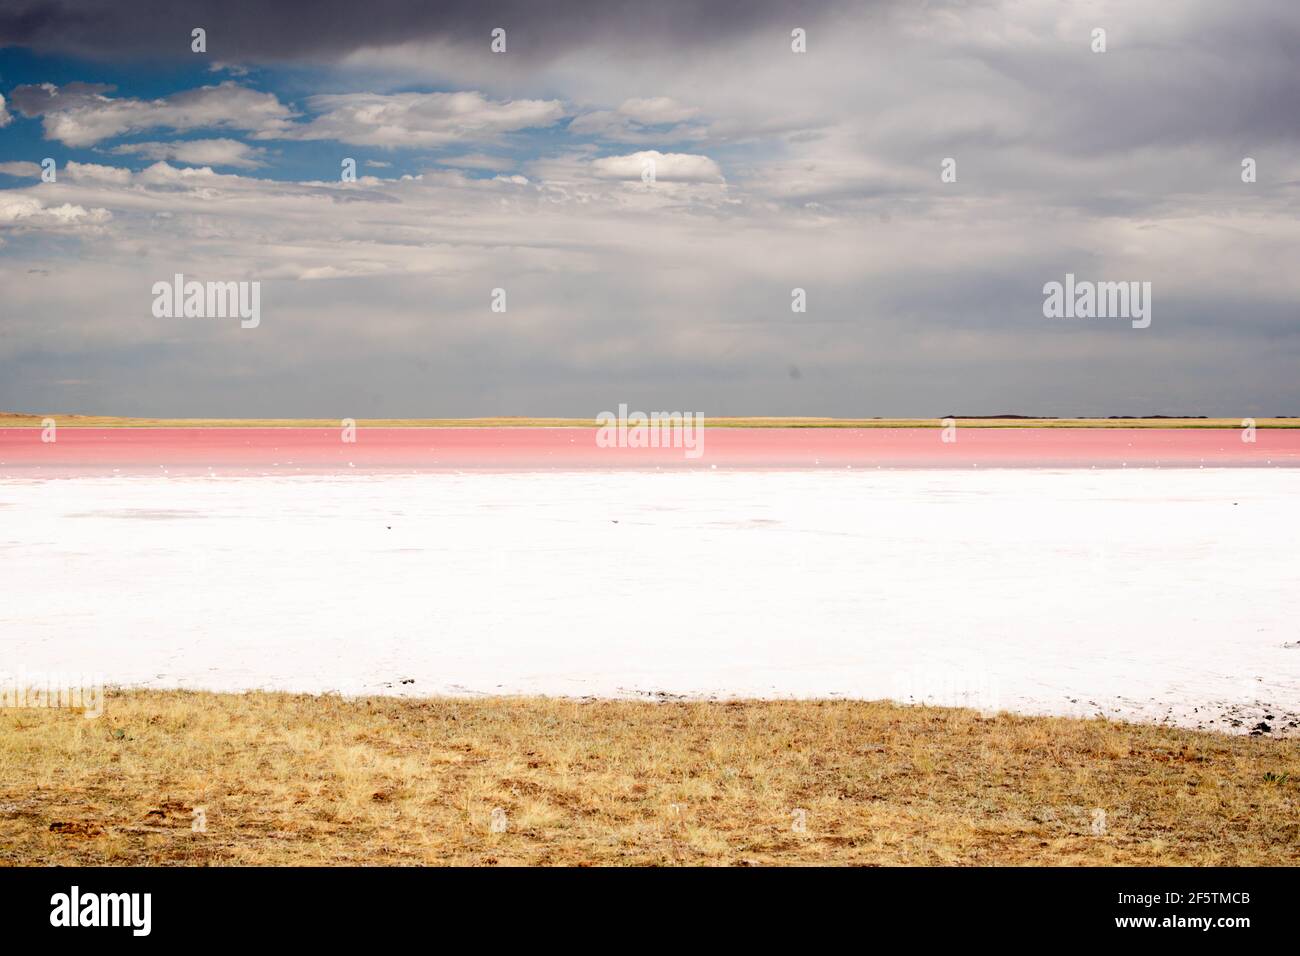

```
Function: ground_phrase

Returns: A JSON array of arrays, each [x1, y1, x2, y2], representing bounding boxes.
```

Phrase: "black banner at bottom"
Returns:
[[0, 866, 1286, 942]]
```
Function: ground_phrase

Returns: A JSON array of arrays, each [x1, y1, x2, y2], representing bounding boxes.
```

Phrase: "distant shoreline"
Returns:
[[2, 413, 1296, 429]]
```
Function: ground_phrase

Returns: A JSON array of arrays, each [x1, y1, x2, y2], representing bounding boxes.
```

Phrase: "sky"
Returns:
[[0, 0, 1297, 418]]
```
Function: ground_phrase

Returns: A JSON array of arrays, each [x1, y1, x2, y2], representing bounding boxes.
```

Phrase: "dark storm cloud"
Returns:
[[0, 0, 848, 61], [959, 2, 1300, 155]]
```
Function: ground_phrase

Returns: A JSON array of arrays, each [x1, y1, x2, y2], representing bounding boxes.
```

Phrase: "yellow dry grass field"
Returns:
[[1, 413, 1295, 429], [2, 691, 1297, 866]]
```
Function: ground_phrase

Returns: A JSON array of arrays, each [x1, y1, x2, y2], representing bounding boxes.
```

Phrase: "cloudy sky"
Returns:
[[1, 0, 1297, 418]]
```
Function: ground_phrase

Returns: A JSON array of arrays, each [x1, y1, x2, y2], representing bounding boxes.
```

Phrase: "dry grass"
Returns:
[[2, 413, 1295, 429], [2, 691, 1297, 866]]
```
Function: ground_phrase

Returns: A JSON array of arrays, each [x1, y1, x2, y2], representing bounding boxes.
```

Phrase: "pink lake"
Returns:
[[1, 427, 1297, 475]]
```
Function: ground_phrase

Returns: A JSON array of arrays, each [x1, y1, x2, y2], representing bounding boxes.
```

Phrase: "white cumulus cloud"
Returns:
[[280, 91, 565, 147], [10, 81, 295, 147], [0, 192, 111, 227], [0, 161, 44, 178], [588, 150, 723, 183], [111, 138, 269, 169]]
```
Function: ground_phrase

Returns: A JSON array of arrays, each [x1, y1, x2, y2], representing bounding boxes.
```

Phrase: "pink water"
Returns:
[[2, 427, 1297, 475]]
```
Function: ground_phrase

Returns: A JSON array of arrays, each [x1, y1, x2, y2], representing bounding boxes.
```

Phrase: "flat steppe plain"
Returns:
[[3, 692, 1297, 866]]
